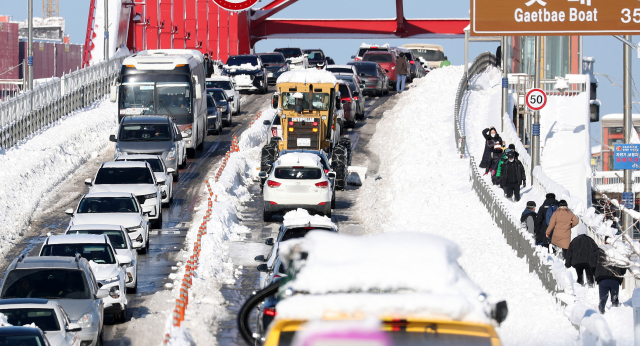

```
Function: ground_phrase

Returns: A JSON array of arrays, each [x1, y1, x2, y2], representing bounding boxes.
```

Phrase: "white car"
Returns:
[[262, 153, 335, 221], [206, 76, 241, 115], [0, 299, 82, 346], [66, 192, 151, 253], [39, 235, 129, 323], [351, 43, 391, 61], [274, 48, 309, 70], [86, 161, 163, 229], [115, 154, 174, 206], [65, 224, 139, 293]]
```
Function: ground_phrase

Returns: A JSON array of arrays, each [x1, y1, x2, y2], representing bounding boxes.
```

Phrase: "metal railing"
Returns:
[[0, 54, 128, 150]]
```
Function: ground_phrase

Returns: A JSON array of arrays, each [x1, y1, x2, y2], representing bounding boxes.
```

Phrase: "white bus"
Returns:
[[112, 49, 206, 156], [401, 43, 445, 69]]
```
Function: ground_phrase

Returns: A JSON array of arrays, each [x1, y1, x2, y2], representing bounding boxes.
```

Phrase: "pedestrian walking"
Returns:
[[499, 151, 526, 201], [545, 200, 578, 257], [535, 193, 558, 249], [590, 239, 626, 314], [495, 144, 518, 186], [440, 56, 451, 68], [480, 127, 502, 174], [564, 228, 598, 286], [204, 53, 214, 78], [395, 54, 409, 93], [521, 201, 537, 235]]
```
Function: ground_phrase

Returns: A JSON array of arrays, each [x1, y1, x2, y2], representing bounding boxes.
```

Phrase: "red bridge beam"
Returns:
[[250, 18, 468, 42]]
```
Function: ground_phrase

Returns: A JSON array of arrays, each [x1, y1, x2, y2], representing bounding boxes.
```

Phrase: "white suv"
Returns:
[[115, 155, 174, 206], [262, 153, 334, 221], [206, 76, 241, 115], [39, 234, 129, 323], [85, 161, 163, 229], [66, 192, 151, 253]]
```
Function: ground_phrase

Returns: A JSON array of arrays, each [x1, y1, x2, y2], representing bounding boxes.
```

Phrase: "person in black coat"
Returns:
[[590, 239, 627, 314], [564, 230, 598, 286], [499, 151, 526, 201], [204, 53, 214, 78], [534, 193, 558, 248], [480, 127, 502, 173], [521, 201, 537, 235]]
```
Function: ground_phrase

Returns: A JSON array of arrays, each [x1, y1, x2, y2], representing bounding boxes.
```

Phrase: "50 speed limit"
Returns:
[[526, 88, 547, 111]]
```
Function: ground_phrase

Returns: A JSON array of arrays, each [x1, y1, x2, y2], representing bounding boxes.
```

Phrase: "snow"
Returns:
[[282, 208, 337, 230], [355, 65, 579, 345], [277, 152, 322, 167], [0, 97, 117, 260], [224, 63, 260, 71], [276, 70, 337, 85]]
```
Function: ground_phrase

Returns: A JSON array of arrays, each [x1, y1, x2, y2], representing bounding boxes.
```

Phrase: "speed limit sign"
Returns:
[[212, 0, 259, 11], [526, 88, 547, 111]]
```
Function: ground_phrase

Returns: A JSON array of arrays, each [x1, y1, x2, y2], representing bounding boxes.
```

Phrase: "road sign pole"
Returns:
[[531, 36, 542, 173], [624, 34, 634, 236], [501, 36, 508, 133]]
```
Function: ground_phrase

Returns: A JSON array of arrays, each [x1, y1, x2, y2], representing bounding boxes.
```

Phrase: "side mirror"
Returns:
[[263, 120, 271, 126], [264, 238, 274, 246], [286, 59, 292, 64], [257, 264, 268, 272], [228, 96, 234, 101], [303, 54, 309, 58], [96, 288, 109, 299], [174, 132, 183, 141], [271, 94, 279, 109], [258, 172, 267, 178], [254, 255, 266, 262], [167, 168, 175, 174], [84, 178, 92, 186], [193, 75, 202, 100], [66, 323, 82, 333], [353, 91, 359, 97], [263, 64, 270, 68], [116, 255, 131, 266], [110, 85, 118, 103], [350, 55, 356, 59], [492, 300, 509, 325], [109, 134, 117, 142], [65, 208, 74, 216], [327, 172, 336, 179], [359, 72, 365, 77], [143, 211, 151, 216]]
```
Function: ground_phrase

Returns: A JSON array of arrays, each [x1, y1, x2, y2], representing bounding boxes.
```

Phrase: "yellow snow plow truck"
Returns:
[[260, 70, 352, 189]]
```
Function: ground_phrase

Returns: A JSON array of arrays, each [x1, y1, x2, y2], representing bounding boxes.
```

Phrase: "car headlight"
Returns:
[[108, 286, 120, 299], [77, 313, 94, 328], [181, 126, 192, 137], [143, 193, 157, 200], [166, 146, 176, 161], [256, 71, 264, 76], [114, 147, 123, 158], [101, 276, 119, 284], [278, 66, 288, 73], [126, 224, 143, 233]]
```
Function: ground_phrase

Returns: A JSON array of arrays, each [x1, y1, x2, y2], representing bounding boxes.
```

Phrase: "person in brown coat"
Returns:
[[545, 200, 579, 257]]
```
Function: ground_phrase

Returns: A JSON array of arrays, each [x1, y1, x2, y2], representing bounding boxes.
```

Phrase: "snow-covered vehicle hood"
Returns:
[[70, 213, 143, 229], [88, 262, 120, 281], [288, 56, 305, 63], [115, 249, 135, 262], [90, 184, 157, 196], [222, 89, 234, 99]]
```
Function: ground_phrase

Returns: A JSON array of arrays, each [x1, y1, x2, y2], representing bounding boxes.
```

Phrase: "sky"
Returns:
[[2, 0, 638, 142]]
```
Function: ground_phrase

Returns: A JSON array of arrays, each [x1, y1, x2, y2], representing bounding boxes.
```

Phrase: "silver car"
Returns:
[[0, 298, 82, 346], [0, 256, 109, 346]]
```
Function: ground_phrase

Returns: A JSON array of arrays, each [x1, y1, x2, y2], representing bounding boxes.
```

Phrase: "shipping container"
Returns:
[[55, 43, 83, 77], [20, 41, 55, 80], [0, 22, 20, 79]]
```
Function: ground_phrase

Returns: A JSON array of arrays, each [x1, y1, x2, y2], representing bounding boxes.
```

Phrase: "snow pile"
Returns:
[[276, 69, 337, 85], [164, 109, 277, 345], [283, 208, 337, 230], [224, 63, 260, 71], [356, 66, 578, 344], [277, 232, 492, 323], [0, 98, 116, 259]]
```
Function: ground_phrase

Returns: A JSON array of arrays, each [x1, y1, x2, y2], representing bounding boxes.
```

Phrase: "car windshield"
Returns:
[[118, 123, 172, 142], [400, 52, 413, 61], [281, 92, 330, 111], [346, 82, 358, 93], [410, 48, 445, 61], [363, 54, 393, 63], [339, 85, 351, 98], [120, 74, 191, 116], [358, 47, 387, 57], [274, 48, 302, 59], [227, 56, 259, 67], [41, 243, 116, 265], [207, 96, 215, 108], [328, 67, 354, 74], [0, 309, 60, 332], [1, 269, 91, 300], [349, 63, 377, 76], [206, 80, 232, 90], [0, 335, 47, 346], [155, 75, 191, 116], [259, 54, 285, 64], [119, 158, 163, 172], [281, 227, 332, 242], [94, 167, 154, 185], [207, 90, 227, 102], [335, 75, 355, 83], [77, 197, 139, 213], [274, 167, 322, 180], [305, 51, 324, 60], [73, 230, 128, 250]]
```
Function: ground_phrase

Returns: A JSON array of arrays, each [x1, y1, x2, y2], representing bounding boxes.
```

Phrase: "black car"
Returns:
[[207, 88, 231, 128], [347, 61, 390, 96], [0, 326, 51, 346], [258, 53, 289, 85], [206, 94, 222, 134], [224, 55, 268, 94], [274, 47, 307, 69], [302, 49, 326, 68]]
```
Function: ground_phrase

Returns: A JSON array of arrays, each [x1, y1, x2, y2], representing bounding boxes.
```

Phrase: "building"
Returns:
[[505, 36, 581, 77], [599, 113, 640, 171]]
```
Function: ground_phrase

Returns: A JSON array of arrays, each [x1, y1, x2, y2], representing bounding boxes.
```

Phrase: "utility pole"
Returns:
[[501, 36, 508, 132], [104, 0, 109, 61], [27, 0, 33, 91], [579, 36, 583, 74], [531, 36, 542, 171], [623, 34, 633, 238]]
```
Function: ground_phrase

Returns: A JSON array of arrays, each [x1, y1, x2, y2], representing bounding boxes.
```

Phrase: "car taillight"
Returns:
[[353, 96, 359, 101], [371, 46, 378, 49], [318, 202, 327, 205], [264, 308, 277, 317], [342, 98, 352, 102], [269, 201, 278, 205], [316, 181, 329, 188], [410, 61, 415, 65], [267, 180, 281, 188], [324, 169, 329, 173], [289, 121, 294, 126], [271, 127, 277, 136], [313, 122, 318, 126]]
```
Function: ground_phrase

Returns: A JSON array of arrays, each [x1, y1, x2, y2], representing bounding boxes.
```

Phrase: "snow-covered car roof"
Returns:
[[0, 298, 59, 311], [282, 208, 337, 230], [206, 76, 232, 81], [359, 43, 390, 49], [276, 153, 322, 168], [276, 70, 337, 85], [67, 224, 125, 231], [102, 161, 148, 169], [83, 191, 136, 198], [277, 232, 494, 323], [46, 234, 109, 245], [115, 154, 162, 160]]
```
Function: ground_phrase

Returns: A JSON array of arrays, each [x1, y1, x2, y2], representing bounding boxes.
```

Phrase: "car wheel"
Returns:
[[152, 211, 162, 229], [187, 148, 195, 158], [324, 209, 331, 217], [331, 193, 336, 209], [263, 210, 271, 222], [97, 331, 104, 346], [174, 169, 180, 182], [128, 278, 138, 294], [237, 102, 241, 115], [116, 305, 127, 323]]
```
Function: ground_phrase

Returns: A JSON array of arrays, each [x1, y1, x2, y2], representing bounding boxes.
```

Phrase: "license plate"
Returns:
[[297, 138, 311, 147], [268, 72, 273, 77], [291, 117, 309, 122]]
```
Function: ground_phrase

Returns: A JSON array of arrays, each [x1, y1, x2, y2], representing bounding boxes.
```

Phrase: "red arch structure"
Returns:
[[83, 0, 468, 65]]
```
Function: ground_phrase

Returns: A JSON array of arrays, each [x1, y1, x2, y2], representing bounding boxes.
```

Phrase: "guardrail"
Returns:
[[0, 54, 128, 150]]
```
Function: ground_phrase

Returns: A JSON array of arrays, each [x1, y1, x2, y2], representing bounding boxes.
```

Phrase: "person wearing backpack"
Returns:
[[564, 228, 598, 286], [534, 193, 558, 249], [545, 200, 579, 257]]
